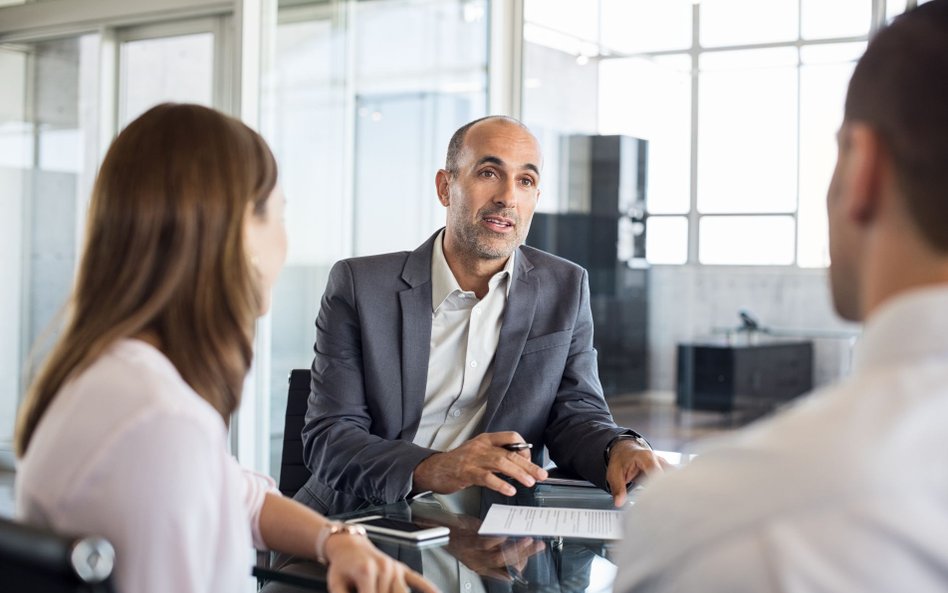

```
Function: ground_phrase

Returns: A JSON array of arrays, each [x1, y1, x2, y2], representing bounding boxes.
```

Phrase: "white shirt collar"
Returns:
[[431, 229, 516, 312], [853, 285, 948, 374]]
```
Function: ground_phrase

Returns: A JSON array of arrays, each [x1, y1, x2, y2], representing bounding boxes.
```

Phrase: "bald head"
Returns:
[[435, 115, 542, 277], [444, 115, 539, 174]]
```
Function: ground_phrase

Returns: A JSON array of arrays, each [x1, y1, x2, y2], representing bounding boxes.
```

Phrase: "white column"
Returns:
[[231, 0, 277, 477], [488, 0, 524, 118]]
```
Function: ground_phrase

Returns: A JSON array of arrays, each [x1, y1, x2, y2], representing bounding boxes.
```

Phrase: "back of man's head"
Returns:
[[845, 0, 948, 252]]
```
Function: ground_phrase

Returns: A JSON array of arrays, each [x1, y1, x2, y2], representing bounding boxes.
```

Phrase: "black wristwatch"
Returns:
[[604, 431, 651, 465]]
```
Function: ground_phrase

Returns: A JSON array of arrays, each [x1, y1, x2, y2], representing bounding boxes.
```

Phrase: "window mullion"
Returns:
[[688, 0, 700, 265]]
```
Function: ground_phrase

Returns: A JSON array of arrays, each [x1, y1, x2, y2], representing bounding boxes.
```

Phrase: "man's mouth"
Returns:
[[482, 215, 515, 231]]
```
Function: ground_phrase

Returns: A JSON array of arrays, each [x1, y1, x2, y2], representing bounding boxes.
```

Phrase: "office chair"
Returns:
[[278, 369, 313, 498], [0, 516, 116, 593], [257, 369, 314, 577]]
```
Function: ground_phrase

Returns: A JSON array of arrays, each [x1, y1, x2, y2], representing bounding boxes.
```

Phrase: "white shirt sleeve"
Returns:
[[239, 466, 278, 550], [616, 495, 948, 593]]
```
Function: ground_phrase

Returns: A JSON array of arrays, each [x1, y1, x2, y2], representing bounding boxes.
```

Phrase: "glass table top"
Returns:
[[257, 482, 629, 593]]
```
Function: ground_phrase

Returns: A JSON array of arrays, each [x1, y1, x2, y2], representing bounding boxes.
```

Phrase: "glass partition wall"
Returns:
[[0, 5, 233, 467], [0, 36, 100, 457], [0, 0, 489, 481], [260, 0, 489, 484]]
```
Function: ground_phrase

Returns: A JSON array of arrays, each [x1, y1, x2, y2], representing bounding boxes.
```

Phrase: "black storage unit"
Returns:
[[676, 341, 814, 412]]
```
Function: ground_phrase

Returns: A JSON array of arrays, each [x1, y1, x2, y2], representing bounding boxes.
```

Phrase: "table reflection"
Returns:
[[260, 483, 622, 593]]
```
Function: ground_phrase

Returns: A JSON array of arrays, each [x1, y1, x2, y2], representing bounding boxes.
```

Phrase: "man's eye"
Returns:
[[520, 178, 535, 187], [480, 170, 496, 178]]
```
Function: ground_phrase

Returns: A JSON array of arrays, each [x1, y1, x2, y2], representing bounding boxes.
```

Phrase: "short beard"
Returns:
[[453, 207, 528, 261], [455, 223, 517, 260]]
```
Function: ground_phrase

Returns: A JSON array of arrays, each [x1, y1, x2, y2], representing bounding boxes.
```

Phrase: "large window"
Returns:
[[523, 0, 889, 267]]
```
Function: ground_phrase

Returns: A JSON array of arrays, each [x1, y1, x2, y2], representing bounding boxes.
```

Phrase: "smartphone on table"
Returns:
[[345, 515, 450, 542]]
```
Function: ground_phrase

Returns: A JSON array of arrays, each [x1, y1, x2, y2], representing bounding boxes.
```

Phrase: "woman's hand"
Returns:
[[324, 532, 440, 593]]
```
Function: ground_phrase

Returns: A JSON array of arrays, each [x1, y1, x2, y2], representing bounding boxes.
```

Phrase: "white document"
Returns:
[[477, 504, 623, 540]]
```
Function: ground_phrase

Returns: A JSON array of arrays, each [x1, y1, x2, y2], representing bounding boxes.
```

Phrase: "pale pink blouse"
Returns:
[[16, 339, 276, 593]]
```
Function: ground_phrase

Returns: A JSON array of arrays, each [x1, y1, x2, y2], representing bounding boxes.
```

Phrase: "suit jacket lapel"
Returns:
[[480, 248, 537, 430], [398, 231, 439, 439]]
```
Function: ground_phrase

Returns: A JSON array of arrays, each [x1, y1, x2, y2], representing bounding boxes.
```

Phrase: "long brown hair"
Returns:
[[15, 103, 278, 457]]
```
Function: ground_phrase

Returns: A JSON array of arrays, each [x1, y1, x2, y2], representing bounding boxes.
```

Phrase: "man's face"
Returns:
[[826, 125, 863, 322], [439, 119, 542, 262]]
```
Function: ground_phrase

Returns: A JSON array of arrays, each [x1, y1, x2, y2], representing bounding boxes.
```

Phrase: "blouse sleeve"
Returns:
[[62, 411, 233, 593], [237, 465, 279, 550]]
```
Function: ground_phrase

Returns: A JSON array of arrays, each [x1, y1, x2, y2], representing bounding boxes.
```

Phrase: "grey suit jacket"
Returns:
[[295, 230, 632, 515]]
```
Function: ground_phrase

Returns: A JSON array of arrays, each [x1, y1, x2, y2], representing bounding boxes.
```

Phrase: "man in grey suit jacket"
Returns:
[[296, 116, 665, 516]]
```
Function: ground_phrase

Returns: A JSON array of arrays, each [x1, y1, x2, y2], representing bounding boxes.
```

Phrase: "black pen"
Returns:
[[502, 442, 533, 452]]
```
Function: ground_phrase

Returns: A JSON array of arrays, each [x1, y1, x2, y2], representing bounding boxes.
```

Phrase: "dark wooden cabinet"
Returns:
[[676, 341, 814, 412]]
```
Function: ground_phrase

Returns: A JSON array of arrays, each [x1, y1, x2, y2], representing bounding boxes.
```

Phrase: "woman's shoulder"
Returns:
[[79, 338, 224, 426], [17, 339, 232, 525]]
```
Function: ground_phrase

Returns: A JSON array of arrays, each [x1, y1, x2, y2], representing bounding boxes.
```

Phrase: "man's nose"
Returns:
[[493, 179, 518, 208]]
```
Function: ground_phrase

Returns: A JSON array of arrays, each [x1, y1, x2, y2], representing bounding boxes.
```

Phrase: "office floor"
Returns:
[[606, 392, 753, 455]]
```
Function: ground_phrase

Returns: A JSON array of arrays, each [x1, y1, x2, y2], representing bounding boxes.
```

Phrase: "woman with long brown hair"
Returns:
[[14, 103, 437, 593]]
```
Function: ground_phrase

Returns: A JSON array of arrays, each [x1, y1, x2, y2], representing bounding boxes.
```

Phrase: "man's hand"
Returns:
[[446, 532, 546, 581], [413, 432, 549, 496], [416, 512, 546, 581], [606, 441, 671, 507]]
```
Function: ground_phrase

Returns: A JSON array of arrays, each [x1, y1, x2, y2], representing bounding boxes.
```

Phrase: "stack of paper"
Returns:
[[477, 504, 623, 540]]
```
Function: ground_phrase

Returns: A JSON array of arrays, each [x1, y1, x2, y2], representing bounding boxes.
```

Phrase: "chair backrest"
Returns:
[[278, 369, 313, 498], [0, 517, 116, 593]]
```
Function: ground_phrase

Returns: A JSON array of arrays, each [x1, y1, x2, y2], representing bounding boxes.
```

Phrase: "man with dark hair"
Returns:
[[615, 3, 948, 591], [296, 115, 665, 516]]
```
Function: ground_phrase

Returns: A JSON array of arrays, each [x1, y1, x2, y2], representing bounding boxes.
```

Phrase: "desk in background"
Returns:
[[676, 340, 813, 413]]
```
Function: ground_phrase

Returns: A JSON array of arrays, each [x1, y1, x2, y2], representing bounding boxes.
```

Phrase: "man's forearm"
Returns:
[[305, 424, 439, 503]]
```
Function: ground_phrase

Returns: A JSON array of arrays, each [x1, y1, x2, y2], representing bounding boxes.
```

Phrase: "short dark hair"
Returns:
[[845, 0, 948, 251], [444, 115, 529, 173]]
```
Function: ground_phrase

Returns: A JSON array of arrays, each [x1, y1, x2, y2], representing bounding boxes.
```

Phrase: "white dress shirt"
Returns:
[[413, 230, 514, 452], [615, 286, 948, 593], [16, 339, 276, 593]]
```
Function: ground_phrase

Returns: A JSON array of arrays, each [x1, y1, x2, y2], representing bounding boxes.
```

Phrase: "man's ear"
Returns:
[[844, 123, 885, 224], [435, 169, 451, 206]]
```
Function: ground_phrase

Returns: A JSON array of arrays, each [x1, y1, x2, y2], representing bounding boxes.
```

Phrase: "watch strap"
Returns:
[[604, 431, 651, 465], [314, 521, 367, 564]]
